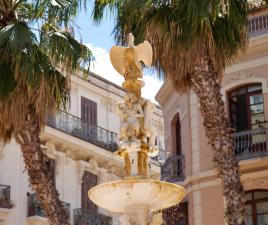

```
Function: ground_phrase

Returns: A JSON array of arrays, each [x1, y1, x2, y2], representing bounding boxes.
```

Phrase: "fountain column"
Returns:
[[88, 33, 186, 225]]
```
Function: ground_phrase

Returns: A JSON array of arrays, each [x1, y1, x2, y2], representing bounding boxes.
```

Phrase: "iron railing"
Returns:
[[46, 111, 118, 152], [73, 208, 112, 225], [248, 12, 268, 37], [62, 202, 71, 223], [234, 126, 268, 161], [151, 147, 166, 165], [161, 154, 185, 183], [27, 193, 70, 221], [27, 193, 46, 217], [0, 185, 12, 209]]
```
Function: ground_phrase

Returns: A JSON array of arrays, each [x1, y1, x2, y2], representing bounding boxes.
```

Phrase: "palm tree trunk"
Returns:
[[191, 60, 246, 225], [14, 107, 69, 225]]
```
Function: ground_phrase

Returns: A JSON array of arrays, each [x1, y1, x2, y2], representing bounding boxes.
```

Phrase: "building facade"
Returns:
[[0, 72, 164, 225], [156, 7, 268, 225]]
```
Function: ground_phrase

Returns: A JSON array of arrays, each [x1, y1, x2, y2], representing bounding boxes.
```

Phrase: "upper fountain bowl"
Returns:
[[88, 179, 186, 213]]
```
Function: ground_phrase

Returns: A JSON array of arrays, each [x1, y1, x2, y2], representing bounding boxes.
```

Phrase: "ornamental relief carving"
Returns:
[[225, 70, 254, 85], [77, 159, 100, 184], [243, 176, 268, 190]]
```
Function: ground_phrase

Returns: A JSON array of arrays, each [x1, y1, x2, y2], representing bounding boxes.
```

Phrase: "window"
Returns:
[[46, 158, 56, 183], [171, 113, 181, 155], [81, 97, 97, 125], [81, 171, 98, 212], [245, 190, 268, 225], [81, 97, 98, 141], [229, 84, 264, 132]]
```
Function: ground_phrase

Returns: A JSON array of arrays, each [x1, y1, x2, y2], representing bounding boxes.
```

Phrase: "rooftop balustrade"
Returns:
[[248, 10, 268, 37]]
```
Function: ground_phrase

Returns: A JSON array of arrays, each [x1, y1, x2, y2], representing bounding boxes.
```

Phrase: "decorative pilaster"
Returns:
[[77, 161, 86, 184], [0, 143, 4, 160]]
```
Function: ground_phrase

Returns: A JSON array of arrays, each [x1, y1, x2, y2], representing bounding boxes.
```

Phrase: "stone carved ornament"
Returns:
[[243, 176, 268, 189], [226, 70, 254, 84], [110, 33, 152, 79], [116, 93, 158, 156], [116, 93, 144, 149]]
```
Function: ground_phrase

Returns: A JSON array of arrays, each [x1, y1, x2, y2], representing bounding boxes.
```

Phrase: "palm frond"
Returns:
[[92, 0, 248, 91], [0, 3, 94, 141], [40, 27, 92, 74]]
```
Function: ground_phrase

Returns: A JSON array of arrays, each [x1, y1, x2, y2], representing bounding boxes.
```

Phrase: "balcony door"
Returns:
[[171, 113, 181, 156], [229, 84, 264, 132], [81, 97, 97, 125], [244, 190, 268, 225], [81, 97, 97, 141], [46, 158, 56, 184], [81, 171, 98, 212]]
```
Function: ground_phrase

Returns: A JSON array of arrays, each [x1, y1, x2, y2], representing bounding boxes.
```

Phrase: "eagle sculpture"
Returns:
[[109, 33, 153, 79]]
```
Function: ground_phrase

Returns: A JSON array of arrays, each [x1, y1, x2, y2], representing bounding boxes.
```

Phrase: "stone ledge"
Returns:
[[27, 216, 49, 225], [0, 208, 12, 225]]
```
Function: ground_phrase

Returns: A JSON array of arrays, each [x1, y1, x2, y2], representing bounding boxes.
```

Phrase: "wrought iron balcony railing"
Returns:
[[0, 185, 12, 209], [150, 147, 166, 165], [27, 193, 70, 221], [73, 208, 112, 225], [27, 193, 46, 218], [248, 11, 268, 37], [46, 111, 118, 152], [234, 126, 268, 161], [161, 154, 185, 183]]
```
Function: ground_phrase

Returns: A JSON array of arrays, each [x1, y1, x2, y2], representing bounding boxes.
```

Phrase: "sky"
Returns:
[[75, 9, 163, 103]]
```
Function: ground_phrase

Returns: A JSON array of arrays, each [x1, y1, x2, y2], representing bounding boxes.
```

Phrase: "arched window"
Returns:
[[171, 113, 181, 155], [228, 84, 264, 132], [244, 190, 268, 225]]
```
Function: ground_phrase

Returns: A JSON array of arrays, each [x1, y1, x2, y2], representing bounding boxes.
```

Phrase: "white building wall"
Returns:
[[0, 73, 164, 225]]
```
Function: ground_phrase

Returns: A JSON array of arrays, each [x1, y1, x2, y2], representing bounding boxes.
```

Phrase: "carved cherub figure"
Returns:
[[142, 100, 159, 157], [116, 93, 144, 147]]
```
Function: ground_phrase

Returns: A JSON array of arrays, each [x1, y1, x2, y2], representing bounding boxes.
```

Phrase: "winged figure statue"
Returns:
[[110, 33, 153, 79]]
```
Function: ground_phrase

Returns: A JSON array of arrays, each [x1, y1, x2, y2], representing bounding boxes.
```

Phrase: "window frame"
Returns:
[[245, 190, 268, 225], [228, 84, 264, 131]]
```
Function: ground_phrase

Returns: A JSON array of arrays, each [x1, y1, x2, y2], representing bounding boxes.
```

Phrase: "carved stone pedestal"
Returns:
[[124, 204, 149, 225]]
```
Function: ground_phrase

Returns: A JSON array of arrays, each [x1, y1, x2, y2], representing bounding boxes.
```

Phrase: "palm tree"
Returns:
[[0, 0, 92, 224], [93, 1, 248, 224]]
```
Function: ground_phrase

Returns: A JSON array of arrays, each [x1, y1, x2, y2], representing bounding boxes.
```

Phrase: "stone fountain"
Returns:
[[88, 34, 186, 225]]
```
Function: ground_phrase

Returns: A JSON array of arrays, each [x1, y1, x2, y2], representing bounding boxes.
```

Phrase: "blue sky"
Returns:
[[75, 10, 115, 49], [74, 9, 163, 102]]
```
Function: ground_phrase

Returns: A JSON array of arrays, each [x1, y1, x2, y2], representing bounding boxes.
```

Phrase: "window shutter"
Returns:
[[81, 97, 97, 125], [81, 171, 98, 212], [47, 158, 56, 184]]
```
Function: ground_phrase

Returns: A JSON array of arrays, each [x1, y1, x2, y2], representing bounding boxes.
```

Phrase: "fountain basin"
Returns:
[[88, 179, 186, 213]]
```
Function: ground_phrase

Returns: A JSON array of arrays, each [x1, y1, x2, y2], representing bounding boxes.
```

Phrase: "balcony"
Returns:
[[0, 185, 12, 209], [46, 111, 118, 152], [150, 147, 166, 165], [73, 208, 112, 225], [234, 126, 268, 161], [27, 194, 46, 218], [161, 155, 185, 183], [248, 10, 268, 37], [27, 193, 70, 223], [0, 185, 13, 224]]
